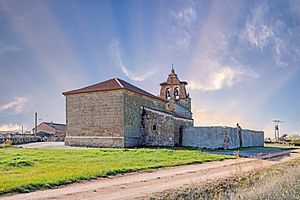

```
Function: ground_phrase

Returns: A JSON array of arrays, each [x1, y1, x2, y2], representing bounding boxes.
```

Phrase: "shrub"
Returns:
[[291, 140, 300, 146], [6, 160, 34, 167]]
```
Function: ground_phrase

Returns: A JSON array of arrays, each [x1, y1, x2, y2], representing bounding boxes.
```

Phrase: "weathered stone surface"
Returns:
[[159, 69, 192, 119], [123, 91, 166, 147], [63, 74, 264, 149], [142, 107, 193, 146], [242, 129, 264, 147], [0, 134, 40, 145], [65, 136, 124, 148], [65, 89, 168, 148], [183, 126, 264, 149], [172, 100, 192, 119], [65, 90, 125, 147]]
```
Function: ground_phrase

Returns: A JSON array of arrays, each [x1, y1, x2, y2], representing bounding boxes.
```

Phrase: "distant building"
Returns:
[[0, 131, 19, 135], [32, 122, 66, 141]]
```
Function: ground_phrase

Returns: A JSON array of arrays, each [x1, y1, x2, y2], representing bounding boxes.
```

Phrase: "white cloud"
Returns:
[[243, 5, 274, 50], [188, 61, 259, 91], [274, 37, 288, 67], [187, 2, 260, 92], [108, 40, 158, 81], [0, 124, 24, 131], [0, 96, 28, 113], [244, 24, 274, 50], [171, 3, 197, 26], [0, 43, 22, 53], [243, 3, 300, 67], [168, 1, 197, 50], [119, 65, 158, 82], [172, 30, 191, 51]]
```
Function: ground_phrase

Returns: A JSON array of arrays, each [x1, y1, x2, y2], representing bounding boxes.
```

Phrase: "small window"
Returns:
[[141, 109, 146, 128], [174, 87, 180, 99], [166, 88, 171, 100], [152, 124, 157, 131]]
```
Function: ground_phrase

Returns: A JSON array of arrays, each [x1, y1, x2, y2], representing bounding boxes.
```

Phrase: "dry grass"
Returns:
[[234, 161, 300, 200], [147, 159, 300, 200]]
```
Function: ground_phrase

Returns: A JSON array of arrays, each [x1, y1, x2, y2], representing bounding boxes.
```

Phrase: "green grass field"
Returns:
[[0, 146, 233, 195], [265, 143, 300, 149]]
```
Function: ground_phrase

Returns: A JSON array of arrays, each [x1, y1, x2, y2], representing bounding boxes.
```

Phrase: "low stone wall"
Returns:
[[242, 129, 264, 147], [0, 133, 66, 145], [183, 126, 264, 149], [0, 134, 41, 145], [39, 136, 65, 142], [65, 136, 124, 148]]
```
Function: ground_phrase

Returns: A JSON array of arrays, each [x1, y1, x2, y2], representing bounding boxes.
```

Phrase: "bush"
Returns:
[[291, 140, 300, 146], [0, 144, 13, 148], [7, 160, 35, 167]]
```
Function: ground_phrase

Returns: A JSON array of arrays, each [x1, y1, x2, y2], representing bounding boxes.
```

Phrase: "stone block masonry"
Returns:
[[64, 88, 169, 148], [142, 107, 193, 146], [0, 133, 40, 145], [65, 90, 125, 147], [123, 91, 166, 147], [63, 75, 264, 149], [183, 126, 264, 149], [242, 129, 264, 147]]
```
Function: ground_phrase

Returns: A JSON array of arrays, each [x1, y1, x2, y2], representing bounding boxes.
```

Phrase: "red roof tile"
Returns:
[[43, 122, 66, 131], [63, 78, 167, 102]]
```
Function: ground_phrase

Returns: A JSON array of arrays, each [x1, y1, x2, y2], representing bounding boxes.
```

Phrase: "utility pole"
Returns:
[[22, 126, 23, 134], [272, 120, 283, 140], [35, 112, 38, 135]]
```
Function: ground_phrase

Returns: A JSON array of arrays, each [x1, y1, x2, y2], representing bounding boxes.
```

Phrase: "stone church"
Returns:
[[63, 68, 264, 149], [63, 68, 194, 147]]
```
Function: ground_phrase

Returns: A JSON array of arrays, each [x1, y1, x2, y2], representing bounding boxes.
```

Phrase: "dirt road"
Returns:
[[2, 149, 300, 200]]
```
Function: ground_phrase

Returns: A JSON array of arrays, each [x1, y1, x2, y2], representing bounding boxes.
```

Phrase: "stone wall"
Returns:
[[183, 126, 264, 149], [242, 129, 264, 147], [142, 107, 193, 146], [65, 136, 124, 148], [123, 91, 166, 147], [172, 100, 192, 119], [173, 117, 194, 146], [0, 134, 40, 145], [65, 90, 125, 147]]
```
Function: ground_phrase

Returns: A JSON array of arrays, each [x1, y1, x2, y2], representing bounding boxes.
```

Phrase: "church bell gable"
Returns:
[[160, 66, 189, 101], [159, 66, 192, 119]]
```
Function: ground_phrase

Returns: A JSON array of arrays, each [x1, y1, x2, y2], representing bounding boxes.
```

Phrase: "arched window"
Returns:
[[166, 88, 171, 100], [174, 87, 180, 99]]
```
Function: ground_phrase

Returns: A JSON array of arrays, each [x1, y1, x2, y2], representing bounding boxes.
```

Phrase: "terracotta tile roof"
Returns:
[[43, 122, 66, 131], [63, 78, 167, 102], [32, 122, 66, 132]]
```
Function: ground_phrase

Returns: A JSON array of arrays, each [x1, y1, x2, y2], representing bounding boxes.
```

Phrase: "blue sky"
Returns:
[[0, 0, 300, 137]]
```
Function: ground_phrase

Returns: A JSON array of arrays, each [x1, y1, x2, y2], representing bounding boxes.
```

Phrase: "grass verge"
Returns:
[[0, 146, 232, 195], [147, 158, 300, 200], [265, 143, 300, 149]]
